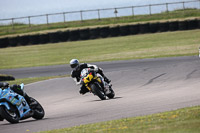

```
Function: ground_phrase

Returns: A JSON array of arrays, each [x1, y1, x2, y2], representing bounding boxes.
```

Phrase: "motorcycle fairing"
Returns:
[[82, 70, 102, 91], [0, 87, 31, 118]]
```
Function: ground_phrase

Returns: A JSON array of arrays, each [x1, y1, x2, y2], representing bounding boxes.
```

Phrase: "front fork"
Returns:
[[95, 76, 111, 95], [85, 76, 111, 95]]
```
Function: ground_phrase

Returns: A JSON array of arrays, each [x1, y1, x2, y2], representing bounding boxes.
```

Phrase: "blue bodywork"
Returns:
[[0, 83, 31, 119]]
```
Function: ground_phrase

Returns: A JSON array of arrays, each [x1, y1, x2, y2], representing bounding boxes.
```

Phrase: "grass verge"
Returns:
[[0, 29, 199, 69], [37, 106, 200, 133], [5, 75, 69, 85]]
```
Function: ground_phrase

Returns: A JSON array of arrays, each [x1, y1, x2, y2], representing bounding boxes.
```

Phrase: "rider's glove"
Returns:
[[76, 81, 81, 85]]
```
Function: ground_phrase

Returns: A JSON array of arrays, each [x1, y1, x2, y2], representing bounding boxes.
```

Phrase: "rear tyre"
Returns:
[[30, 98, 45, 120], [91, 83, 106, 100], [0, 106, 19, 124]]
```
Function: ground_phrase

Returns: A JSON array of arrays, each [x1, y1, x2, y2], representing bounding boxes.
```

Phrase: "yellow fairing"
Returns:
[[83, 73, 94, 84], [96, 77, 102, 83], [83, 73, 102, 91]]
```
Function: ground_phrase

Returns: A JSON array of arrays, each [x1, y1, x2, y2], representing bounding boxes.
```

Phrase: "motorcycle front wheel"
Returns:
[[30, 97, 45, 120], [90, 83, 106, 100], [0, 106, 19, 124], [107, 88, 115, 99]]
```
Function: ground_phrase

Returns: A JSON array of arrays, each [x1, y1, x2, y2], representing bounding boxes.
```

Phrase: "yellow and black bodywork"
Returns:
[[80, 68, 114, 100], [81, 70, 102, 91]]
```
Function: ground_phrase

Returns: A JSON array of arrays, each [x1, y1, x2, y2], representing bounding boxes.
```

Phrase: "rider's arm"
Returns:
[[10, 84, 24, 96], [72, 77, 81, 85], [71, 71, 81, 85], [87, 64, 98, 72]]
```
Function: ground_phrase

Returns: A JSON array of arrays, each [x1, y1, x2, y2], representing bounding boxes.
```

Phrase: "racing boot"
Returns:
[[79, 86, 89, 95], [98, 68, 111, 84]]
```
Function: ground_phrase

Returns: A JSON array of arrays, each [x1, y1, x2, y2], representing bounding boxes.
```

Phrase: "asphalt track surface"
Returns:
[[0, 56, 200, 133]]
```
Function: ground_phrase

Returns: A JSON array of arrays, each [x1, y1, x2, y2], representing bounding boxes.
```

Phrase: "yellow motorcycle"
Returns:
[[80, 68, 115, 100]]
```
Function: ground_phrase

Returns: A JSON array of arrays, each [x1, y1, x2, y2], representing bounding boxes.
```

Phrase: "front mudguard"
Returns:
[[89, 82, 106, 100], [0, 102, 10, 121], [0, 102, 11, 110], [0, 101, 20, 116], [88, 82, 101, 93]]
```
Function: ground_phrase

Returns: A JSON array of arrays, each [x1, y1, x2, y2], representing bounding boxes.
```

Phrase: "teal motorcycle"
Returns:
[[0, 83, 45, 123]]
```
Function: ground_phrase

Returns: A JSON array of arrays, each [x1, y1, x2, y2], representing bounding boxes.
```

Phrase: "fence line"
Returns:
[[0, 0, 200, 29]]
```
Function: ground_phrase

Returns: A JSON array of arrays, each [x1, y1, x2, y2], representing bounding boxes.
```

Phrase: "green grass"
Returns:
[[5, 75, 69, 85], [0, 8, 200, 37], [0, 29, 199, 69], [37, 106, 200, 133]]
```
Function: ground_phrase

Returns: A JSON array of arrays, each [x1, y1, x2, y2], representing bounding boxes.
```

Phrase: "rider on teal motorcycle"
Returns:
[[0, 82, 45, 123], [0, 82, 36, 107]]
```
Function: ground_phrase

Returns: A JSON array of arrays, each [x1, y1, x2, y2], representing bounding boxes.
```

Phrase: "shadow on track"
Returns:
[[90, 96, 123, 102], [0, 118, 48, 125]]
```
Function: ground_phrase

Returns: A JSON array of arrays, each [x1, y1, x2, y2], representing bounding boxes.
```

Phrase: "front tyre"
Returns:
[[30, 97, 45, 120], [0, 106, 19, 124], [90, 83, 106, 100], [107, 88, 115, 99]]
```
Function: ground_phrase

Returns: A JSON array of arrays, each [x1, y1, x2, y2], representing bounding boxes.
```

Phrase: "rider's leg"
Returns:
[[10, 85, 36, 106], [97, 68, 111, 83]]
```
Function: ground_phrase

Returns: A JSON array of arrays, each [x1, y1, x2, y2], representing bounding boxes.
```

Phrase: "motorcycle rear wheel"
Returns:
[[0, 106, 19, 124], [30, 97, 45, 120], [90, 83, 106, 100]]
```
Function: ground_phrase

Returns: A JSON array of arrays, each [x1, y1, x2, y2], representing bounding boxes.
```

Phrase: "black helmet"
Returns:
[[70, 59, 79, 69]]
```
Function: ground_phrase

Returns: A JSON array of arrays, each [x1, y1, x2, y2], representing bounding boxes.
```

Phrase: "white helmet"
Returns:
[[70, 59, 79, 69]]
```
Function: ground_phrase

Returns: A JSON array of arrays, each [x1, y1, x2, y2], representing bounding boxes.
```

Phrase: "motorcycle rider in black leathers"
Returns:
[[70, 59, 111, 94]]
